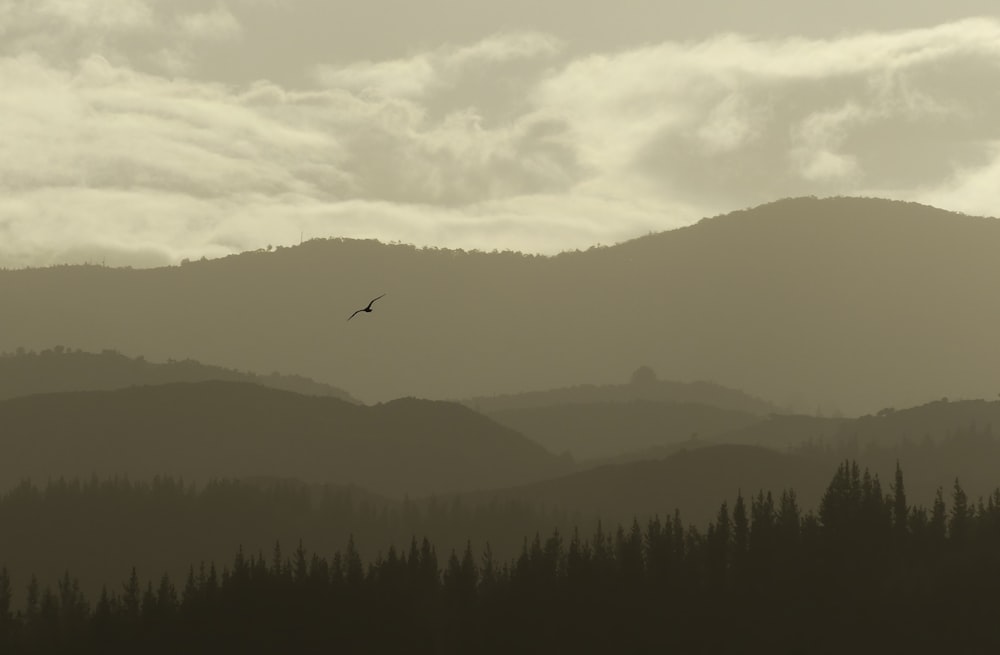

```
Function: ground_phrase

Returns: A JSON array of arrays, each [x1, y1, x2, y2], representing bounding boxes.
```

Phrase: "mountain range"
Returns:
[[2, 197, 998, 414]]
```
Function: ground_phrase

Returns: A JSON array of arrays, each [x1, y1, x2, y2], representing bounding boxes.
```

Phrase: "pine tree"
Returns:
[[344, 536, 364, 589], [156, 574, 178, 616], [732, 492, 750, 575], [480, 542, 498, 591], [122, 567, 141, 620], [929, 487, 947, 549], [708, 501, 731, 589], [57, 571, 88, 637], [293, 540, 309, 585], [25, 574, 40, 626], [0, 567, 11, 647], [891, 461, 908, 539], [0, 567, 10, 622], [949, 478, 970, 545]]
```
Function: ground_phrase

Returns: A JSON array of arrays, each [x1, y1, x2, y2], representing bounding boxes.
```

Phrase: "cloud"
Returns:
[[912, 141, 1000, 217], [2, 18, 1000, 268], [535, 18, 1000, 207], [696, 93, 764, 154], [34, 0, 154, 31], [791, 103, 866, 181], [315, 31, 561, 99], [177, 6, 243, 41]]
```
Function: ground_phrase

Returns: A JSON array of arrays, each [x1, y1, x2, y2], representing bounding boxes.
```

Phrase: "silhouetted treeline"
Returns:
[[792, 418, 1000, 508], [3, 463, 1000, 653], [0, 476, 580, 605]]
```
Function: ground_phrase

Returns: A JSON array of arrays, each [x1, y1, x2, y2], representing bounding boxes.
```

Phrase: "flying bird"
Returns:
[[348, 293, 385, 321]]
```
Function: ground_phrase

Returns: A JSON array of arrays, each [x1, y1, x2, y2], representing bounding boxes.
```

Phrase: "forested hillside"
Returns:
[[1, 463, 997, 654]]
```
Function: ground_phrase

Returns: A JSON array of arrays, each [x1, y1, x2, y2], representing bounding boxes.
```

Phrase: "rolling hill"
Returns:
[[486, 400, 760, 459], [1, 196, 998, 414], [0, 381, 570, 497], [0, 347, 359, 402], [714, 398, 1000, 450], [463, 375, 778, 414], [461, 444, 835, 526]]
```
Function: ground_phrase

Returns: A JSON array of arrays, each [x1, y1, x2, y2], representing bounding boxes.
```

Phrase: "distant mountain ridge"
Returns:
[[463, 376, 778, 415], [2, 196, 998, 414], [716, 398, 1000, 450], [0, 347, 359, 403], [486, 400, 761, 460], [0, 381, 570, 497]]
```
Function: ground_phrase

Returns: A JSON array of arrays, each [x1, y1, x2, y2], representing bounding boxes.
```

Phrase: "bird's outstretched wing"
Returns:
[[366, 293, 386, 310], [347, 309, 364, 321]]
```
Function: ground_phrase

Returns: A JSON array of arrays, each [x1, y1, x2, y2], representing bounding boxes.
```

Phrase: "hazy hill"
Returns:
[[462, 432, 1000, 527], [0, 347, 359, 402], [463, 375, 778, 415], [487, 400, 760, 459], [2, 196, 999, 414], [715, 399, 1000, 450], [463, 445, 835, 526], [0, 382, 570, 497]]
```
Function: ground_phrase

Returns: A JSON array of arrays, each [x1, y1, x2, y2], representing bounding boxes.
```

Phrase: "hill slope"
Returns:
[[487, 400, 760, 459], [463, 445, 834, 526], [715, 399, 1000, 450], [464, 377, 777, 414], [1, 196, 998, 414], [0, 347, 359, 402], [0, 382, 569, 497]]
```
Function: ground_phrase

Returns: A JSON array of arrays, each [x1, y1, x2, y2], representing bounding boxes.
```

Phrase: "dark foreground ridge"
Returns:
[[0, 463, 997, 654], [0, 381, 569, 497]]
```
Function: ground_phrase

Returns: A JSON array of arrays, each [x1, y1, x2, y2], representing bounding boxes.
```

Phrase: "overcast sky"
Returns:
[[2, 0, 999, 267]]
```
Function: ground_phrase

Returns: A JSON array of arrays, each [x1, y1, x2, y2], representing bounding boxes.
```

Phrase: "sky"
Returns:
[[1, 0, 999, 268]]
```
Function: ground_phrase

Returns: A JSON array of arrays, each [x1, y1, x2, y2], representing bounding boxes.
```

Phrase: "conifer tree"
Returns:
[[949, 478, 970, 545], [122, 567, 141, 621], [0, 567, 10, 623], [732, 492, 750, 568], [0, 567, 11, 647], [929, 487, 947, 548], [891, 461, 908, 538], [480, 542, 498, 591]]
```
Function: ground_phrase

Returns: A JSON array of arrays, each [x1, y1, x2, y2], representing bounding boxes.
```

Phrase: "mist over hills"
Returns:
[[462, 372, 778, 415], [464, 409, 1000, 527], [462, 444, 834, 526], [0, 381, 569, 497], [462, 369, 772, 459], [487, 401, 760, 460], [0, 347, 358, 402], [718, 398, 1000, 450], [1, 195, 997, 415]]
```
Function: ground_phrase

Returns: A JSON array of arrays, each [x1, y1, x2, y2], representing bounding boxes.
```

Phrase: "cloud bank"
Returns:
[[1, 6, 999, 267]]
